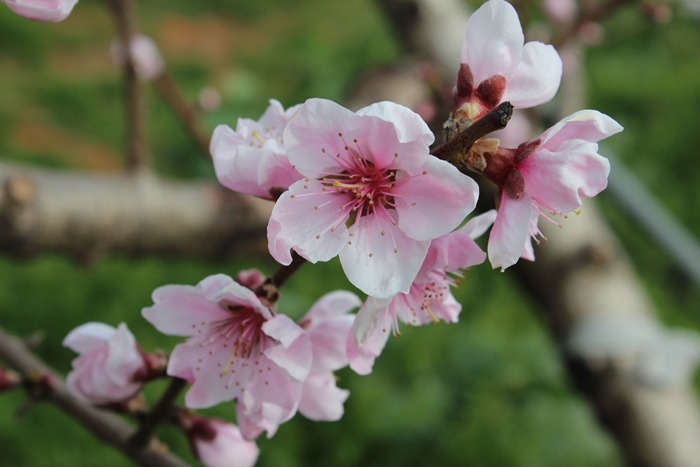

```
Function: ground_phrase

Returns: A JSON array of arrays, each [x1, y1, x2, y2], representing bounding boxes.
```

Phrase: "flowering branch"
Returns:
[[431, 101, 513, 162], [0, 326, 188, 467], [106, 0, 148, 171]]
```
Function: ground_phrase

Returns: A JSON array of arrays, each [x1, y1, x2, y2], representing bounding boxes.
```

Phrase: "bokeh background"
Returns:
[[1, 0, 699, 465]]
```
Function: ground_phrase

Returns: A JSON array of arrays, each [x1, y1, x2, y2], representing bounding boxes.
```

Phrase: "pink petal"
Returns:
[[267, 217, 294, 265], [394, 157, 478, 241], [339, 212, 429, 298], [348, 298, 392, 375], [104, 323, 143, 386], [267, 179, 350, 264], [298, 372, 349, 421], [258, 99, 299, 131], [521, 141, 611, 214], [211, 125, 271, 199], [502, 41, 562, 108], [169, 344, 236, 408], [63, 322, 115, 354], [194, 420, 259, 467], [488, 192, 533, 271], [539, 110, 624, 152], [461, 0, 524, 85], [307, 315, 354, 372], [143, 283, 234, 337], [355, 101, 433, 172], [303, 290, 361, 322], [283, 98, 356, 177], [4, 0, 77, 22], [428, 210, 495, 273], [257, 142, 302, 191], [263, 315, 312, 382]]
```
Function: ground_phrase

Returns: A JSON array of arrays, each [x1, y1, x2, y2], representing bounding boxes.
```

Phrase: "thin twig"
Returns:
[[0, 326, 187, 467], [552, 0, 635, 49], [153, 73, 212, 157], [107, 0, 148, 171], [432, 101, 513, 162], [130, 377, 187, 447]]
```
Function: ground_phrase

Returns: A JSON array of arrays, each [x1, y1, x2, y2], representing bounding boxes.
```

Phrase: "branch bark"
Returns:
[[0, 326, 188, 467], [0, 162, 271, 261]]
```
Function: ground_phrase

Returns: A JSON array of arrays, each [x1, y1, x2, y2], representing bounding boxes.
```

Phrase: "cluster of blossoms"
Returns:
[[59, 1, 622, 465]]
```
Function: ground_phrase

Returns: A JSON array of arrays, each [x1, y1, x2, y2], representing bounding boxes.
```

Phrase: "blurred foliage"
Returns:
[[1, 0, 698, 466]]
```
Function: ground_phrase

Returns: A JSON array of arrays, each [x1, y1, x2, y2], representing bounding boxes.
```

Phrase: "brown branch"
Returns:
[[431, 101, 512, 162], [0, 326, 188, 467], [130, 378, 187, 447], [153, 73, 212, 157], [107, 0, 148, 171], [0, 161, 271, 262]]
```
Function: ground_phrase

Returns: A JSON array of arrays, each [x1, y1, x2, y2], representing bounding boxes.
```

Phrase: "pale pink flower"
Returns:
[[453, 0, 562, 121], [486, 110, 623, 270], [349, 211, 496, 374], [142, 274, 312, 439], [3, 0, 77, 22], [269, 98, 479, 298], [211, 100, 302, 200], [110, 34, 165, 82], [297, 291, 360, 421], [188, 418, 259, 467], [63, 322, 146, 405]]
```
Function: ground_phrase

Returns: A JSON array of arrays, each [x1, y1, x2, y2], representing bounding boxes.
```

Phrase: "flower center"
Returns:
[[209, 304, 267, 360]]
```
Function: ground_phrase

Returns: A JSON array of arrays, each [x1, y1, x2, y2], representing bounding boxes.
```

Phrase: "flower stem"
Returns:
[[130, 377, 187, 448], [432, 101, 513, 163]]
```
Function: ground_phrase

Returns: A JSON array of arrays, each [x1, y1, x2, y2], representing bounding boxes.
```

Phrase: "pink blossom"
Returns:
[[110, 34, 165, 82], [297, 291, 359, 421], [453, 0, 562, 121], [3, 0, 77, 22], [142, 274, 312, 439], [268, 98, 479, 298], [211, 100, 302, 200], [63, 322, 146, 405], [484, 110, 623, 270], [188, 418, 259, 467], [349, 211, 496, 374]]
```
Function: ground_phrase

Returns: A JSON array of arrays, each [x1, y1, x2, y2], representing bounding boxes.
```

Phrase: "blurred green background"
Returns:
[[1, 0, 698, 465]]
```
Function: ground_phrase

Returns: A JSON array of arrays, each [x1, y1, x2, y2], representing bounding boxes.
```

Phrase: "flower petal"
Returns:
[[298, 372, 349, 421], [104, 324, 143, 386], [211, 125, 271, 199], [502, 41, 562, 108], [63, 322, 115, 354], [394, 157, 479, 241], [488, 192, 533, 271], [4, 0, 78, 22], [339, 212, 429, 298], [267, 179, 350, 264], [461, 0, 524, 85], [355, 101, 433, 172], [522, 141, 610, 214], [263, 315, 312, 382], [539, 110, 624, 152], [283, 98, 356, 177]]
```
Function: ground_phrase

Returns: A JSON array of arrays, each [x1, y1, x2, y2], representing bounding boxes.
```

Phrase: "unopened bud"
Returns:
[[0, 368, 21, 391]]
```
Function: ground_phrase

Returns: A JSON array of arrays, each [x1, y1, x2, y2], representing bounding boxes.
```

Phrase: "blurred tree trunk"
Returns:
[[373, 1, 700, 466]]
